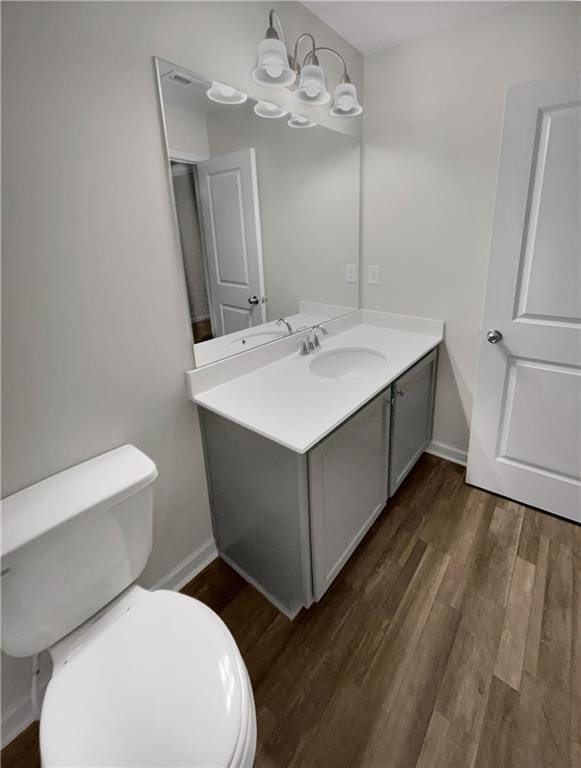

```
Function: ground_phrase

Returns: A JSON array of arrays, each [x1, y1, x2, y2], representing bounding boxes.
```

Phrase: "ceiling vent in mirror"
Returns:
[[163, 70, 196, 87]]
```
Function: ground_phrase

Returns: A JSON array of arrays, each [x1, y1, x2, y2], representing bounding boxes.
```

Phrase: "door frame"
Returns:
[[169, 154, 216, 338]]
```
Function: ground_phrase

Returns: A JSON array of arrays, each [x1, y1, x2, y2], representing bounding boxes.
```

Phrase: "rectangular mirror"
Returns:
[[155, 58, 360, 367]]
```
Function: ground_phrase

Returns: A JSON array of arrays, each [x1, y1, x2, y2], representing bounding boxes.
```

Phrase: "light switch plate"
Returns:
[[368, 265, 380, 285], [345, 264, 358, 284]]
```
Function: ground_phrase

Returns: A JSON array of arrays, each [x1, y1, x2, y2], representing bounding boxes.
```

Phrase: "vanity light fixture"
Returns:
[[252, 10, 363, 118], [295, 61, 330, 105], [330, 82, 363, 117], [254, 100, 288, 119], [288, 113, 316, 128], [252, 9, 296, 87], [305, 47, 362, 117], [206, 81, 248, 105]]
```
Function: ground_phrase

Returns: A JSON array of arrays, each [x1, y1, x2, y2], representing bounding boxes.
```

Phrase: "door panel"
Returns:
[[514, 104, 581, 324], [309, 392, 390, 601], [196, 149, 266, 336], [220, 303, 253, 335], [467, 73, 581, 521], [389, 350, 438, 496], [498, 358, 580, 481], [208, 171, 251, 285]]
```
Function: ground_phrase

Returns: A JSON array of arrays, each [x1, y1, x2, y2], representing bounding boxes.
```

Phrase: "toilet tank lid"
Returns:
[[1, 445, 158, 557]]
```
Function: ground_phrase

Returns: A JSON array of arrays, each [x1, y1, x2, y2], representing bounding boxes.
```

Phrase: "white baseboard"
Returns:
[[152, 537, 217, 593], [1, 539, 218, 750], [426, 440, 468, 467]]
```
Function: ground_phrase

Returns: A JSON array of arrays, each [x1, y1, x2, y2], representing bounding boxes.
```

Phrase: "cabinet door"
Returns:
[[309, 391, 390, 601], [389, 349, 438, 496]]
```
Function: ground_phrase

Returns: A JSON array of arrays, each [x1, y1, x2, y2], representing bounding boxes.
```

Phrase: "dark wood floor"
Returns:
[[3, 455, 580, 768]]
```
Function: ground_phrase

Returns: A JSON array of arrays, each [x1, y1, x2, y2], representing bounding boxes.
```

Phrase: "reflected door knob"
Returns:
[[248, 296, 260, 305], [486, 329, 503, 344]]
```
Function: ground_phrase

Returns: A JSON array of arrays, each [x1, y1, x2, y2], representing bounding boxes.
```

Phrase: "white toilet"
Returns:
[[1, 445, 256, 767]]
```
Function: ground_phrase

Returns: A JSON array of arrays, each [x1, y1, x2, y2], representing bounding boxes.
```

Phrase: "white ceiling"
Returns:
[[303, 1, 512, 55]]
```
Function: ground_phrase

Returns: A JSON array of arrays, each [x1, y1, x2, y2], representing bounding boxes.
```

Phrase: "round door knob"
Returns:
[[486, 329, 503, 344], [248, 296, 259, 305]]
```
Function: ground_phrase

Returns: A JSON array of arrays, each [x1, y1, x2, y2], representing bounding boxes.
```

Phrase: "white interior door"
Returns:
[[467, 73, 581, 522], [196, 148, 266, 336]]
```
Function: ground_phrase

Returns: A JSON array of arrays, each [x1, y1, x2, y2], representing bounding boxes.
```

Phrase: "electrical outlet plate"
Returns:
[[345, 264, 358, 284], [368, 265, 380, 285]]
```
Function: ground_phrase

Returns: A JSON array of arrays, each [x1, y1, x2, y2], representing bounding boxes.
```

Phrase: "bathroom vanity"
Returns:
[[157, 57, 442, 619], [189, 311, 442, 617]]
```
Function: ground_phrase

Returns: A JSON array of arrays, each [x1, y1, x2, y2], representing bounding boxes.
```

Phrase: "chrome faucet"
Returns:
[[309, 324, 329, 351], [276, 317, 293, 335], [300, 324, 330, 355], [299, 336, 310, 356]]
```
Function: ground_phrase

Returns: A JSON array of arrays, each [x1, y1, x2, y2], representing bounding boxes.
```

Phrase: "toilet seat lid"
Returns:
[[40, 589, 250, 767]]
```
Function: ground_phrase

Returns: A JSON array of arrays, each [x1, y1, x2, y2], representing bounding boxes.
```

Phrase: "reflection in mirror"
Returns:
[[155, 58, 360, 367]]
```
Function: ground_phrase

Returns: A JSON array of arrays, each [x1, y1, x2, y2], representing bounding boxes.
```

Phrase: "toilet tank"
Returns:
[[1, 445, 158, 657]]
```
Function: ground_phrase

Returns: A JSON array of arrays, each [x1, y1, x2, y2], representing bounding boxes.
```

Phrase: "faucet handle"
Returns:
[[309, 324, 329, 351], [299, 337, 310, 356]]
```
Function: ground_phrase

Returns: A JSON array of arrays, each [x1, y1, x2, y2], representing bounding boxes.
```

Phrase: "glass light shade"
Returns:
[[329, 82, 363, 117], [288, 113, 316, 128], [252, 38, 296, 87], [295, 64, 330, 105], [254, 100, 288, 119], [206, 81, 248, 105]]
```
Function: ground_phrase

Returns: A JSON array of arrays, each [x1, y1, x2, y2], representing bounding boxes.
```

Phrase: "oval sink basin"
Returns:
[[309, 347, 388, 380]]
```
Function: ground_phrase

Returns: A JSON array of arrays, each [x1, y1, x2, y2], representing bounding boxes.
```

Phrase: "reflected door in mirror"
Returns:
[[197, 148, 266, 336]]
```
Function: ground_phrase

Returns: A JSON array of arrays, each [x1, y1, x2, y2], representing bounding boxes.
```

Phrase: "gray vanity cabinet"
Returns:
[[200, 346, 438, 617], [200, 409, 314, 618], [389, 348, 438, 496], [309, 392, 391, 600], [200, 393, 392, 614]]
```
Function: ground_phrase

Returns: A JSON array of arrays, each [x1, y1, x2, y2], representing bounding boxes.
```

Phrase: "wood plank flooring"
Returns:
[[3, 455, 579, 768]]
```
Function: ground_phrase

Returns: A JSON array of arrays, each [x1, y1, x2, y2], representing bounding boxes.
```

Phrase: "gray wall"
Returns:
[[362, 1, 581, 459], [1, 0, 361, 733], [165, 104, 210, 157]]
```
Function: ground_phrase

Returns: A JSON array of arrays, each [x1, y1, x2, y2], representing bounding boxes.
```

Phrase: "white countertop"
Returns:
[[190, 314, 443, 454]]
